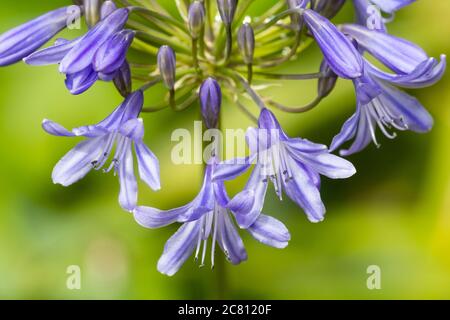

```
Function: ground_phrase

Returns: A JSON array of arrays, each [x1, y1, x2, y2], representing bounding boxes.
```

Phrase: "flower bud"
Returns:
[[318, 60, 338, 98], [188, 1, 205, 40], [311, 0, 345, 19], [157, 46, 177, 90], [101, 0, 117, 20], [83, 0, 102, 28], [114, 61, 132, 97], [237, 23, 255, 65], [93, 29, 135, 74], [217, 0, 238, 26], [200, 78, 222, 129], [0, 6, 78, 66]]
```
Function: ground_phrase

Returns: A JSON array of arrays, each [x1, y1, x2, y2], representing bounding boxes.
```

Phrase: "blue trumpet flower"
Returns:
[[330, 25, 446, 156], [42, 91, 160, 211], [214, 109, 356, 225], [134, 159, 290, 276]]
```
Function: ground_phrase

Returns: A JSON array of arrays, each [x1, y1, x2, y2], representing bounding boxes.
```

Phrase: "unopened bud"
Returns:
[[237, 23, 255, 65], [188, 1, 205, 40], [311, 0, 346, 19], [100, 1, 117, 20], [318, 60, 338, 98], [200, 78, 222, 129], [83, 0, 102, 28], [157, 46, 176, 91], [113, 61, 132, 97], [217, 0, 238, 26]]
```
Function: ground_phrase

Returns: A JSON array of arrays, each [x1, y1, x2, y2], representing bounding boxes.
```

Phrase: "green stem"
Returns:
[[204, 0, 215, 43], [254, 8, 299, 33], [224, 24, 233, 63], [247, 63, 253, 84], [268, 96, 323, 113], [252, 71, 324, 80], [169, 89, 176, 110], [133, 29, 191, 55], [226, 70, 266, 110], [192, 38, 199, 70], [130, 6, 189, 35]]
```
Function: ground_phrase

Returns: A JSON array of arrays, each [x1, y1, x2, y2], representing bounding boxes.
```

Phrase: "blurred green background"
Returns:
[[0, 0, 449, 300]]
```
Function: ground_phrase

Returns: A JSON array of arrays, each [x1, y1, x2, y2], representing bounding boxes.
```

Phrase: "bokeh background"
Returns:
[[0, 0, 449, 300]]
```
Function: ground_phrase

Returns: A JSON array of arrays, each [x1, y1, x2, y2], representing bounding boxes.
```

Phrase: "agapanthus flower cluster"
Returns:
[[0, 0, 445, 276]]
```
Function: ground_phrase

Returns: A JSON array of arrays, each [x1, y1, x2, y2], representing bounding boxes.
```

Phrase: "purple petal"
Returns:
[[246, 127, 272, 154], [342, 24, 428, 74], [283, 156, 325, 222], [93, 29, 134, 74], [135, 140, 161, 191], [330, 111, 359, 152], [119, 90, 144, 123], [59, 8, 129, 74], [212, 155, 255, 181], [113, 61, 132, 97], [98, 70, 118, 81], [285, 137, 328, 154], [24, 37, 82, 66], [92, 90, 143, 132], [377, 81, 434, 133], [52, 136, 107, 186], [303, 9, 363, 79], [101, 1, 117, 19], [118, 142, 137, 212], [42, 119, 75, 137], [297, 161, 321, 189], [133, 206, 180, 228], [65, 67, 98, 95], [227, 190, 256, 228], [287, 146, 356, 179], [149, 166, 214, 224], [258, 108, 282, 131], [229, 164, 268, 228], [157, 221, 201, 276], [213, 181, 230, 207], [340, 107, 374, 156], [367, 55, 447, 88], [247, 214, 290, 249], [217, 212, 248, 265], [353, 0, 386, 32], [119, 118, 144, 141], [72, 125, 110, 138], [371, 0, 416, 13], [0, 6, 76, 66], [134, 198, 209, 229], [178, 165, 215, 222]]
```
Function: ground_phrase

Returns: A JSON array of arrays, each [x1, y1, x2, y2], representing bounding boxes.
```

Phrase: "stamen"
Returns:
[[279, 144, 293, 183], [365, 107, 381, 148], [211, 208, 219, 269], [200, 239, 208, 267], [369, 101, 398, 140], [391, 118, 409, 131], [377, 120, 397, 139], [270, 145, 283, 200], [105, 135, 129, 173], [94, 132, 117, 170], [194, 220, 203, 262]]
